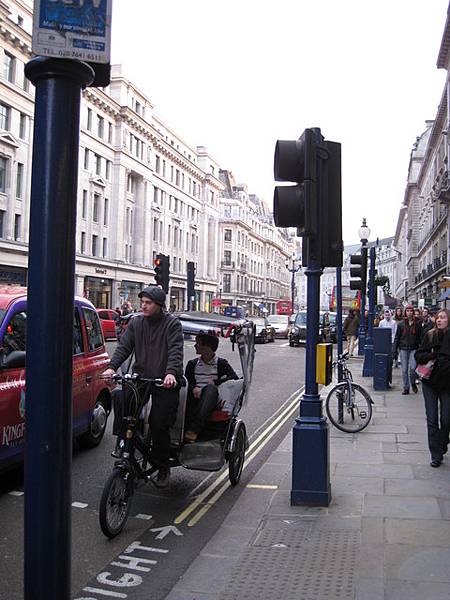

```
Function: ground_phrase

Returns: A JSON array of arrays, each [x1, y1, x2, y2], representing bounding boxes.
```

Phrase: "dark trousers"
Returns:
[[186, 384, 219, 433], [422, 382, 450, 461], [113, 385, 179, 469]]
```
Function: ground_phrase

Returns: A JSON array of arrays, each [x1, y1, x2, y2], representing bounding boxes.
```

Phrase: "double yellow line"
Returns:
[[174, 386, 304, 527]]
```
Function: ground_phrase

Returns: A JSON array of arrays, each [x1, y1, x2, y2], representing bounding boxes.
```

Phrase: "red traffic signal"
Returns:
[[154, 254, 170, 292]]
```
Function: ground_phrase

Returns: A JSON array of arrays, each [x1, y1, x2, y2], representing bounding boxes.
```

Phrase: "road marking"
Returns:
[[186, 397, 299, 526], [150, 525, 183, 540], [174, 387, 303, 527], [72, 501, 88, 509], [135, 513, 153, 520], [8, 490, 24, 497], [279, 342, 290, 347], [246, 484, 278, 490], [83, 588, 127, 598]]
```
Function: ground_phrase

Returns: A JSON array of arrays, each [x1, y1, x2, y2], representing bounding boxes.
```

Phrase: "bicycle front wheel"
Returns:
[[325, 382, 372, 433], [99, 468, 134, 538]]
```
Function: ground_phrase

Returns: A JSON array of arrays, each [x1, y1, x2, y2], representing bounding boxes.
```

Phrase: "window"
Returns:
[[14, 214, 21, 240], [224, 250, 232, 265], [97, 115, 104, 138], [16, 163, 23, 199], [155, 154, 160, 173], [223, 274, 231, 293], [73, 309, 83, 355], [4, 311, 27, 355], [102, 237, 107, 258], [93, 194, 99, 222], [153, 218, 158, 242], [81, 231, 86, 253], [17, 15, 24, 27], [82, 190, 87, 219], [87, 108, 92, 130], [19, 113, 26, 139], [95, 154, 101, 176], [224, 229, 232, 242], [92, 234, 98, 256], [104, 198, 109, 226], [108, 122, 113, 144], [0, 156, 8, 192], [0, 103, 10, 130], [84, 148, 89, 170], [3, 52, 15, 83], [82, 308, 103, 351], [105, 160, 111, 180], [0, 210, 4, 237]]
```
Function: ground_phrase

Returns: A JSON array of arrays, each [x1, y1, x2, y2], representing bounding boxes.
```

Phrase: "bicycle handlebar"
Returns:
[[110, 373, 164, 386]]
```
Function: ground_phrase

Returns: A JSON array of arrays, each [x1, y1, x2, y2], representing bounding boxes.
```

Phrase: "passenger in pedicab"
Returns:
[[184, 332, 239, 443]]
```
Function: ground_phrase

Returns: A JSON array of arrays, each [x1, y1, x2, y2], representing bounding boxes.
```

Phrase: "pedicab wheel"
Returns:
[[228, 424, 246, 486], [99, 468, 134, 538]]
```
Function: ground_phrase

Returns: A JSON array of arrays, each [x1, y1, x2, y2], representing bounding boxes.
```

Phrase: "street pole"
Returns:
[[24, 57, 94, 600], [358, 240, 368, 356], [336, 267, 344, 382], [291, 128, 331, 507], [363, 246, 376, 377], [291, 268, 295, 312]]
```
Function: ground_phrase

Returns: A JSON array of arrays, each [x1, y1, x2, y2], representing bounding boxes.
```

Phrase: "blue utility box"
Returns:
[[373, 328, 392, 390]]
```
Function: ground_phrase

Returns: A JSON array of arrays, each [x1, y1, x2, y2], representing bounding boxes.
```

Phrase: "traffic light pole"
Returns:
[[362, 246, 376, 377], [24, 57, 94, 600], [291, 129, 331, 507], [336, 267, 344, 382]]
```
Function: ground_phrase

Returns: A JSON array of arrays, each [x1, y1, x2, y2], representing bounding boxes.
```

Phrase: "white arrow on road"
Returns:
[[150, 525, 183, 540]]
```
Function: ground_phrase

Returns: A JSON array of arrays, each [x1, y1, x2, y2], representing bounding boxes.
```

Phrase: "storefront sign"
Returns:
[[95, 268, 107, 275], [32, 0, 112, 64]]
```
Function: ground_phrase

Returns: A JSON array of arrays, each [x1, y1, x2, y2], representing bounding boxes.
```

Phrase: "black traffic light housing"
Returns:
[[349, 246, 368, 293], [273, 127, 342, 268], [154, 254, 170, 293], [187, 261, 196, 311]]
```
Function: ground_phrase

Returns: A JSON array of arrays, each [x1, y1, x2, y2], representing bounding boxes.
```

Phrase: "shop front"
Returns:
[[204, 291, 213, 313], [84, 276, 113, 308], [0, 265, 27, 286], [119, 280, 142, 310], [170, 286, 185, 312]]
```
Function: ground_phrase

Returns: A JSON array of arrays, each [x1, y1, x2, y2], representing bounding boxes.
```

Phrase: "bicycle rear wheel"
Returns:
[[99, 468, 134, 538], [325, 382, 372, 433]]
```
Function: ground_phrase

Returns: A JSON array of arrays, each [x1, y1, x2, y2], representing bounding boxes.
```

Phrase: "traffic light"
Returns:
[[273, 128, 317, 236], [154, 253, 170, 293], [187, 261, 196, 311], [273, 127, 342, 268], [349, 247, 368, 293]]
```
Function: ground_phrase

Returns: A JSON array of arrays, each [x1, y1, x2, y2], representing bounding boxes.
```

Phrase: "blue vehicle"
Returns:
[[223, 306, 246, 319]]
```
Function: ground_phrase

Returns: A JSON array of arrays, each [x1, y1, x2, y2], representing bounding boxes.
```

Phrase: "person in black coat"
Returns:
[[184, 333, 239, 442], [415, 309, 450, 468], [392, 304, 422, 394]]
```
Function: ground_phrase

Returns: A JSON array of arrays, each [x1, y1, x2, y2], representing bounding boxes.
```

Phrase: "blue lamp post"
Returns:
[[363, 246, 376, 377], [357, 219, 370, 356], [285, 253, 301, 311]]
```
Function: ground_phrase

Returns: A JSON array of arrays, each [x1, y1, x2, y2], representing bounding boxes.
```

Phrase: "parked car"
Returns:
[[252, 317, 275, 343], [97, 308, 119, 340], [267, 314, 290, 339], [0, 288, 115, 472]]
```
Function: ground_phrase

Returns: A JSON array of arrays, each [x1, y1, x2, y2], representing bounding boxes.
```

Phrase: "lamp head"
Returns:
[[358, 217, 370, 242]]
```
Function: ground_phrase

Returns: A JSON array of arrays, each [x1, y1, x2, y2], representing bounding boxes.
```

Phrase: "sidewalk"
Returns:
[[165, 362, 450, 600]]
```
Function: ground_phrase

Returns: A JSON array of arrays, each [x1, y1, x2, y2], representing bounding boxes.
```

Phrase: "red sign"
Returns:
[[212, 298, 221, 307]]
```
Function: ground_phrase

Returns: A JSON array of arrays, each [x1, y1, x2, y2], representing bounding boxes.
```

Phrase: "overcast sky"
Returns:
[[111, 1, 449, 245]]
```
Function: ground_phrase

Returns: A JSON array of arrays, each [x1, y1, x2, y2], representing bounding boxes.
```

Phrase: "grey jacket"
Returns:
[[109, 311, 184, 380]]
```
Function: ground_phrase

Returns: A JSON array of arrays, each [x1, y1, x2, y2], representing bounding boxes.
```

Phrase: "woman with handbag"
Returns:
[[415, 309, 450, 468]]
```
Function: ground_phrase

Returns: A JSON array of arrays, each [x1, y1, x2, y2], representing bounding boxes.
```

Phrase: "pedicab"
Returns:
[[99, 312, 255, 538]]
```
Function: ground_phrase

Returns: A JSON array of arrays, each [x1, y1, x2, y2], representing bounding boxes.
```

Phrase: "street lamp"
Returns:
[[357, 218, 370, 356], [285, 253, 301, 313]]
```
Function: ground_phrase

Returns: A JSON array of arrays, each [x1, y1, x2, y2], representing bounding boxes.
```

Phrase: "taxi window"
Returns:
[[82, 308, 103, 351], [73, 309, 84, 355], [98, 310, 108, 319], [3, 311, 27, 355]]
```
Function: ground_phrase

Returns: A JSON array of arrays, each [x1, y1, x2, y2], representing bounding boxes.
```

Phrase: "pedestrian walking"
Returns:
[[103, 286, 184, 488], [393, 304, 422, 394], [393, 306, 404, 368], [379, 309, 397, 343], [415, 309, 450, 468], [343, 309, 359, 357]]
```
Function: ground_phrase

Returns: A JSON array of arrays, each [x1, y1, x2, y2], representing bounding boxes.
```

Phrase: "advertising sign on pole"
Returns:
[[32, 0, 112, 65]]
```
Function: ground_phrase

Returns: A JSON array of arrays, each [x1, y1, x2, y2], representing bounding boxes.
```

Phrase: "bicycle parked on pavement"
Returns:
[[325, 353, 374, 433]]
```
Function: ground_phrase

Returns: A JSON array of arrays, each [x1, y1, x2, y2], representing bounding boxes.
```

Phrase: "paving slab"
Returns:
[[363, 494, 441, 519], [331, 475, 384, 495], [385, 477, 450, 498], [385, 518, 450, 546], [335, 462, 414, 479], [385, 581, 450, 600], [385, 544, 450, 583], [383, 451, 430, 465]]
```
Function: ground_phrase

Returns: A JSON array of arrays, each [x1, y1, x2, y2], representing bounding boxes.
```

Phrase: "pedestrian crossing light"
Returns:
[[154, 254, 170, 293]]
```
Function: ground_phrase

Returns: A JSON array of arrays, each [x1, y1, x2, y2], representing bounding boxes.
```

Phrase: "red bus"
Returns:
[[330, 286, 360, 312], [276, 299, 293, 315]]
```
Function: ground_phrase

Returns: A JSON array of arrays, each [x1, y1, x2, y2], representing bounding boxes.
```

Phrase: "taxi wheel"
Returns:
[[78, 397, 108, 449]]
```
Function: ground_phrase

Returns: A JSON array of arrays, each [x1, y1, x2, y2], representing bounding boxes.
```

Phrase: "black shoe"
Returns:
[[430, 459, 442, 468], [153, 468, 170, 488], [402, 389, 409, 395], [411, 383, 418, 394]]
